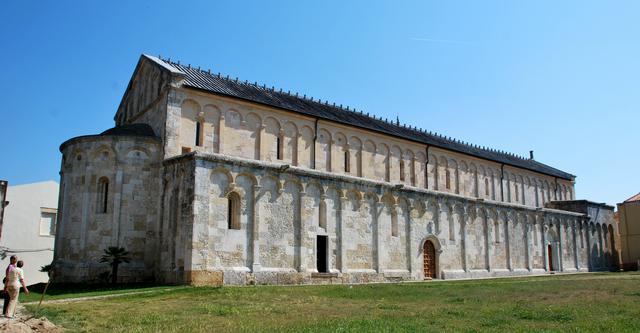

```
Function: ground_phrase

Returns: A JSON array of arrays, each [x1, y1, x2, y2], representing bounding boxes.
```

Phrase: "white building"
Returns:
[[0, 181, 58, 284]]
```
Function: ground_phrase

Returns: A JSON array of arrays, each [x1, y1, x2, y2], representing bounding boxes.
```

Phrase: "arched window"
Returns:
[[195, 121, 203, 147], [276, 136, 283, 160], [485, 178, 490, 196], [97, 177, 109, 214], [344, 150, 350, 173], [399, 160, 405, 181], [319, 200, 327, 229], [445, 169, 451, 190], [227, 192, 241, 230], [391, 208, 398, 237]]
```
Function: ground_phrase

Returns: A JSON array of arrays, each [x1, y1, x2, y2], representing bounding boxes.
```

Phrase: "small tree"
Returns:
[[39, 264, 53, 277], [99, 246, 131, 284]]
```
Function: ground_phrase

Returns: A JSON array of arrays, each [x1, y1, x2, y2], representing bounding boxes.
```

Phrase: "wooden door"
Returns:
[[423, 241, 436, 279]]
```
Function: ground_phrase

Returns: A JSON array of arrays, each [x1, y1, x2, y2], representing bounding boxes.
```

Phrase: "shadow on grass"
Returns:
[[21, 282, 180, 303]]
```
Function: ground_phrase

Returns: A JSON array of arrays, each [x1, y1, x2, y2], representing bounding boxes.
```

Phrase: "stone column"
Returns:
[[255, 126, 264, 160], [484, 210, 492, 272], [297, 188, 306, 272], [586, 222, 593, 270], [406, 202, 413, 274], [372, 196, 381, 272], [541, 217, 548, 271], [338, 192, 348, 272], [573, 220, 579, 270], [218, 113, 226, 154], [505, 212, 512, 271], [525, 220, 532, 271], [460, 205, 468, 272], [557, 223, 565, 271], [114, 167, 126, 247], [251, 185, 261, 272]]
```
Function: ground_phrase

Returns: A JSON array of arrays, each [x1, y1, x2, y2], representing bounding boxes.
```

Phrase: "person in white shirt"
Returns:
[[6, 260, 29, 318]]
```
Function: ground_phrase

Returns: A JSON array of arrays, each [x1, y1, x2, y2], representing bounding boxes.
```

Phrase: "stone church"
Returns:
[[53, 54, 618, 285]]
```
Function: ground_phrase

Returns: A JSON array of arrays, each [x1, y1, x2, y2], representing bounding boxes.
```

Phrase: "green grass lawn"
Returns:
[[26, 272, 640, 332], [20, 282, 184, 303]]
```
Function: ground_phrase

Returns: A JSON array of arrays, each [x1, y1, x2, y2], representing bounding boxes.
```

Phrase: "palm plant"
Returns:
[[99, 246, 131, 284]]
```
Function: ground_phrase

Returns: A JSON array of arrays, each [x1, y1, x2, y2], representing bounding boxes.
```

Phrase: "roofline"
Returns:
[[183, 85, 576, 181], [114, 54, 185, 122], [59, 133, 161, 152], [552, 199, 615, 210]]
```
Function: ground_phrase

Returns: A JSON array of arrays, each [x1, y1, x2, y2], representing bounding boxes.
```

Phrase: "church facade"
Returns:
[[53, 55, 618, 285]]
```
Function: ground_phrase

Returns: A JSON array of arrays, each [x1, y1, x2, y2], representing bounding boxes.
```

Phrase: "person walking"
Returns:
[[2, 255, 16, 317], [6, 260, 28, 318]]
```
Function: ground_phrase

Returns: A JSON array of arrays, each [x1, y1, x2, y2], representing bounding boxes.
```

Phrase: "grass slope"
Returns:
[[28, 272, 640, 332]]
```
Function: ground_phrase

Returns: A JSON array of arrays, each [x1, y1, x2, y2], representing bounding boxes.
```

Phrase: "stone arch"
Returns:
[[203, 104, 222, 153], [389, 145, 402, 183], [224, 108, 243, 129], [299, 125, 314, 168], [403, 149, 415, 186], [448, 158, 458, 193], [428, 153, 438, 190], [362, 140, 376, 179], [415, 151, 427, 188], [377, 143, 390, 182], [180, 99, 201, 149], [349, 136, 363, 177], [334, 132, 349, 173], [317, 128, 332, 171], [263, 117, 282, 162], [283, 121, 299, 165], [90, 144, 116, 162]]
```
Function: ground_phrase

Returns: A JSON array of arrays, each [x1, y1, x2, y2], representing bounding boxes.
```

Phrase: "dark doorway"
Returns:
[[317, 235, 328, 273], [548, 244, 554, 271]]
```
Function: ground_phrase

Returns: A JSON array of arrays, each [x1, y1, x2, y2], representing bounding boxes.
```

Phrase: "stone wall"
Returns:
[[172, 152, 610, 285], [159, 89, 575, 212], [54, 134, 162, 283]]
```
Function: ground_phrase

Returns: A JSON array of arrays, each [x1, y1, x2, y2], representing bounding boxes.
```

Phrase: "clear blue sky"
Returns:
[[1, 1, 638, 206]]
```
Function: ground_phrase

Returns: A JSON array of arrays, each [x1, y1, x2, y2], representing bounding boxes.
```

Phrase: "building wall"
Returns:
[[54, 135, 162, 283], [171, 153, 609, 286], [160, 88, 575, 211], [617, 201, 640, 270], [0, 181, 59, 284]]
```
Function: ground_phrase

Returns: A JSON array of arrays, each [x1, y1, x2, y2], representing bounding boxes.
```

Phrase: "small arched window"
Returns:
[[227, 192, 241, 230], [97, 177, 109, 214], [195, 121, 203, 147], [399, 160, 405, 181], [344, 150, 350, 173], [445, 169, 451, 190], [276, 135, 283, 160]]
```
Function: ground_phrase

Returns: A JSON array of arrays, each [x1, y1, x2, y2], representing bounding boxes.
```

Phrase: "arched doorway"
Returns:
[[423, 240, 437, 279]]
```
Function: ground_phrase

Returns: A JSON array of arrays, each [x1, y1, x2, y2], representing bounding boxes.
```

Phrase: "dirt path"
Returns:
[[0, 305, 61, 333]]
